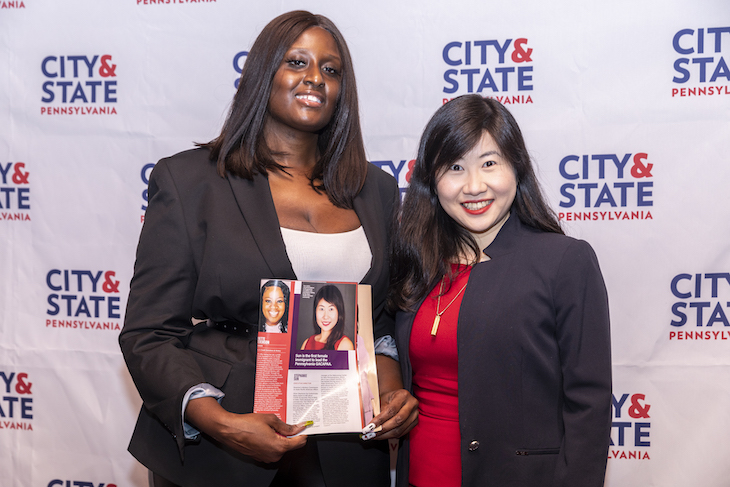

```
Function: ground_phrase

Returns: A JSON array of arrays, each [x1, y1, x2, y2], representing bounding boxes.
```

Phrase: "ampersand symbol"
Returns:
[[630, 152, 653, 178], [11, 162, 29, 184], [628, 393, 651, 419], [511, 38, 533, 63], [405, 159, 416, 183], [102, 270, 120, 293], [99, 55, 117, 77], [15, 373, 32, 394]]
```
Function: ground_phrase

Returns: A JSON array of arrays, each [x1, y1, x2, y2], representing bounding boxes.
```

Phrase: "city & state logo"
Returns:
[[0, 161, 31, 221], [610, 392, 651, 460], [672, 26, 730, 98], [557, 151, 654, 222], [45, 269, 122, 331], [441, 37, 534, 105], [369, 159, 415, 200], [41, 55, 118, 116], [669, 272, 730, 340], [0, 371, 33, 431]]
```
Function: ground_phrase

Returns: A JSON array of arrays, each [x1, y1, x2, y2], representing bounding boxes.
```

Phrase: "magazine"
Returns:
[[253, 279, 380, 435]]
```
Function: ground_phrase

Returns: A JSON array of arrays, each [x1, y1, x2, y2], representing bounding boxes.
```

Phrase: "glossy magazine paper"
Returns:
[[253, 280, 380, 435]]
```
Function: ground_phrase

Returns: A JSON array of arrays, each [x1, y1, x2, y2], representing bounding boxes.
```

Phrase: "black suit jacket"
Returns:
[[120, 148, 396, 486], [395, 214, 612, 487]]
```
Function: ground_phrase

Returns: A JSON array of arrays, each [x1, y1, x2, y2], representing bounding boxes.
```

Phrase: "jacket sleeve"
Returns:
[[119, 159, 207, 456], [553, 239, 612, 486]]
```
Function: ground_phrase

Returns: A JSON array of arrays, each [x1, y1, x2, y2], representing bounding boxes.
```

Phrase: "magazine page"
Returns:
[[253, 279, 295, 421], [355, 284, 380, 425], [253, 280, 377, 435]]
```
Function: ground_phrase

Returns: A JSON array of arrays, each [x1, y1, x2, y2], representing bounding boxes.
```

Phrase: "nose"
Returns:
[[464, 169, 488, 196], [304, 65, 323, 86]]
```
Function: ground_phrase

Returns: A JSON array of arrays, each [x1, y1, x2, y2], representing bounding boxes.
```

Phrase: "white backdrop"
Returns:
[[2, 0, 730, 486]]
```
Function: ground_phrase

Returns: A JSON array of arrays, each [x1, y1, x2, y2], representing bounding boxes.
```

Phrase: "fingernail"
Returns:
[[360, 432, 376, 441], [298, 420, 314, 428], [362, 423, 376, 434]]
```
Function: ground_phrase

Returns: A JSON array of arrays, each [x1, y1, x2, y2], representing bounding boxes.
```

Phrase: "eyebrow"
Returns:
[[287, 47, 341, 62], [478, 150, 501, 158]]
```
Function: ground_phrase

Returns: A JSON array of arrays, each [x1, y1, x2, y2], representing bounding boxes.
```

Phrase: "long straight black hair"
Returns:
[[202, 10, 367, 209], [390, 95, 563, 311], [312, 284, 346, 350]]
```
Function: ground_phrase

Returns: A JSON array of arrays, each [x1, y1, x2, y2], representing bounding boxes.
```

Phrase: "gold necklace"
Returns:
[[431, 277, 468, 336]]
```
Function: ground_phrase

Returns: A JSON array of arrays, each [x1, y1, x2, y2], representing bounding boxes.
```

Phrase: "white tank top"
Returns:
[[280, 226, 372, 282]]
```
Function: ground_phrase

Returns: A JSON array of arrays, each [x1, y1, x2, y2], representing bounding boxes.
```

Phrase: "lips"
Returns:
[[462, 200, 492, 214], [295, 92, 324, 107]]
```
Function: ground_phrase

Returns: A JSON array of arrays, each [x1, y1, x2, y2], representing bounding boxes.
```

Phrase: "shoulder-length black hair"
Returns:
[[202, 10, 367, 209], [259, 279, 291, 333], [312, 284, 346, 350], [390, 95, 563, 311]]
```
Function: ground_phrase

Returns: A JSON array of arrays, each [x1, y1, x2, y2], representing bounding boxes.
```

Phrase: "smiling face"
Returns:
[[262, 285, 286, 326], [315, 298, 339, 333], [266, 26, 342, 136], [436, 131, 517, 244]]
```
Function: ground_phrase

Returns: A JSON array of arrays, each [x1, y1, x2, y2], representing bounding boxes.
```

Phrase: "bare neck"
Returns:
[[264, 120, 320, 175]]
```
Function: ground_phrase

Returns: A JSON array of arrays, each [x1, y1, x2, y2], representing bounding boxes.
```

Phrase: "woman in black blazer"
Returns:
[[390, 95, 612, 486], [120, 11, 417, 487]]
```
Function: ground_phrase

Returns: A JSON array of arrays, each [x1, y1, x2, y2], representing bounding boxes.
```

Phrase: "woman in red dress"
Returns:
[[301, 284, 355, 350], [390, 95, 612, 486]]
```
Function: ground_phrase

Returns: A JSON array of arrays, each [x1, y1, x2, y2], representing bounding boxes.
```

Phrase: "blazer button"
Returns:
[[468, 440, 480, 451]]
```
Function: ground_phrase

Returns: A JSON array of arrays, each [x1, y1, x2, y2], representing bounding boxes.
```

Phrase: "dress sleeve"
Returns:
[[119, 159, 209, 454], [553, 239, 612, 486]]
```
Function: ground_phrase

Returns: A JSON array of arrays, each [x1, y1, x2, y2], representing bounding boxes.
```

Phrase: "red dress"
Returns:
[[408, 265, 471, 487], [302, 335, 346, 350]]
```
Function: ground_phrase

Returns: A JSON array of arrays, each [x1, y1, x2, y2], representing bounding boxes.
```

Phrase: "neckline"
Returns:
[[280, 226, 363, 236]]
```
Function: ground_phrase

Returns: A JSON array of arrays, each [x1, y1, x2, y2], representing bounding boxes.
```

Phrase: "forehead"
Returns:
[[264, 286, 284, 297], [460, 131, 502, 159], [288, 26, 340, 56]]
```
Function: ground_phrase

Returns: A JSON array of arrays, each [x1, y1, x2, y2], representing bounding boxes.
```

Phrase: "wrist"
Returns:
[[186, 396, 232, 437]]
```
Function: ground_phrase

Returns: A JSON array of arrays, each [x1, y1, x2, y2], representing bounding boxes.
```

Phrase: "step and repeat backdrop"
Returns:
[[1, 0, 729, 486]]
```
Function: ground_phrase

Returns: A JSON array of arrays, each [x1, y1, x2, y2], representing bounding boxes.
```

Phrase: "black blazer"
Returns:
[[395, 214, 612, 487], [120, 148, 397, 486]]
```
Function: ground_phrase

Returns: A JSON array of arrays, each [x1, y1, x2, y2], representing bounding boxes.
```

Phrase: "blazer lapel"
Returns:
[[353, 172, 386, 285], [482, 213, 521, 260], [226, 173, 297, 280]]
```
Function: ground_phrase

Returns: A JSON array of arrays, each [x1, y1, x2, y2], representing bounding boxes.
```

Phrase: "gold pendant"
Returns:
[[431, 314, 441, 336]]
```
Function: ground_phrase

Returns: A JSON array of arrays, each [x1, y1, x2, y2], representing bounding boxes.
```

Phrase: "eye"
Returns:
[[448, 163, 464, 171], [286, 58, 305, 67], [483, 160, 496, 167], [323, 65, 340, 76]]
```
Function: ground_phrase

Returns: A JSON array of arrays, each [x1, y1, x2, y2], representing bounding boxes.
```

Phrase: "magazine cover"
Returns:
[[253, 280, 380, 435]]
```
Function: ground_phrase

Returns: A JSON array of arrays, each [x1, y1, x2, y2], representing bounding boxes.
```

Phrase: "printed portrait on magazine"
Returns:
[[297, 282, 356, 351]]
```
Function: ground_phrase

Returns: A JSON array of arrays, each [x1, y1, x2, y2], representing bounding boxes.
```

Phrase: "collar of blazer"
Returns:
[[480, 212, 526, 261], [225, 165, 385, 285]]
